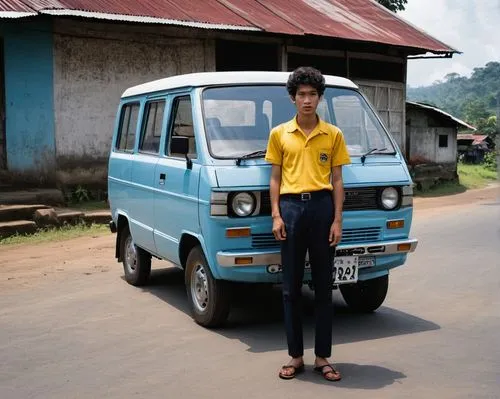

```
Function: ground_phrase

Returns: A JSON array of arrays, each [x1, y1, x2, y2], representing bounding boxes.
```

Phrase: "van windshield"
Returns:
[[201, 85, 395, 159]]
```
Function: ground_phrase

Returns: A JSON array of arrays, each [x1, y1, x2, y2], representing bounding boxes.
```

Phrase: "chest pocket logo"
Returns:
[[319, 152, 329, 163]]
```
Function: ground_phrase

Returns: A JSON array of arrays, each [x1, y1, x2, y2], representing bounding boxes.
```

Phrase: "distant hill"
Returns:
[[407, 62, 500, 128]]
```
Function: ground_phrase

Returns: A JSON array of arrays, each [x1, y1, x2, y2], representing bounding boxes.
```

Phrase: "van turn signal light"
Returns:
[[387, 220, 404, 229], [235, 257, 253, 265], [226, 227, 251, 238], [397, 243, 411, 252]]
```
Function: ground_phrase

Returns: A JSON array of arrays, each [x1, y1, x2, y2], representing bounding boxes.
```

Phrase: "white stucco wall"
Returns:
[[53, 20, 215, 185], [407, 108, 457, 163]]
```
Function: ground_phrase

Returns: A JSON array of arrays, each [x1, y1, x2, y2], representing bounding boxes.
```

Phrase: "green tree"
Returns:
[[377, 0, 408, 12]]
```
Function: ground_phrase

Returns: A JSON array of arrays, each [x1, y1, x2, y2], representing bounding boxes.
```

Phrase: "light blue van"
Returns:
[[108, 71, 418, 327]]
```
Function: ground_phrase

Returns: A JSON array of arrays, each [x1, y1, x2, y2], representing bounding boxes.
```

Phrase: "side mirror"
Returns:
[[171, 136, 192, 169]]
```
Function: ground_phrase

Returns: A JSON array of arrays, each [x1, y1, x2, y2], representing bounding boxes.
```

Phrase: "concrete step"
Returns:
[[56, 211, 85, 224], [0, 189, 65, 206], [82, 211, 111, 225], [0, 204, 51, 222], [0, 220, 37, 239]]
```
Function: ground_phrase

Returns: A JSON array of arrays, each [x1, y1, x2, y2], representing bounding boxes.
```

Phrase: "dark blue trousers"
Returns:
[[279, 190, 334, 358]]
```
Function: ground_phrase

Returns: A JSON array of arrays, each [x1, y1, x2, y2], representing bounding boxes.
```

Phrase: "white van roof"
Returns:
[[121, 71, 358, 98]]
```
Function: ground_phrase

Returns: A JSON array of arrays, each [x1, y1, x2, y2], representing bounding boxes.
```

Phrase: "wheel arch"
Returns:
[[178, 232, 220, 278], [115, 213, 130, 262]]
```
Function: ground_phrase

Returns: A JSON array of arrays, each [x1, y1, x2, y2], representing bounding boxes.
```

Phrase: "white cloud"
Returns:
[[400, 0, 500, 87]]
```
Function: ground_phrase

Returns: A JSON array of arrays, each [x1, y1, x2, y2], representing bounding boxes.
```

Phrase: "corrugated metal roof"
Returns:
[[407, 101, 476, 131], [0, 0, 36, 17], [1, 0, 457, 54]]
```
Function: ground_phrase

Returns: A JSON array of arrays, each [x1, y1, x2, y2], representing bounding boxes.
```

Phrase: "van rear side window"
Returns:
[[139, 100, 165, 154], [117, 103, 140, 152]]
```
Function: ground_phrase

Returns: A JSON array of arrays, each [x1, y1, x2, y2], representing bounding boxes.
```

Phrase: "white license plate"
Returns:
[[333, 256, 358, 284]]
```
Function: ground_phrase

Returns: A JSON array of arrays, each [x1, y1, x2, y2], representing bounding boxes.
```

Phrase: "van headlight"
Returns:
[[231, 192, 256, 217], [381, 187, 399, 210]]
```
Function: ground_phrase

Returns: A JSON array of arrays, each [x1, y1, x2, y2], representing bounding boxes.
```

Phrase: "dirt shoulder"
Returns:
[[414, 183, 499, 211]]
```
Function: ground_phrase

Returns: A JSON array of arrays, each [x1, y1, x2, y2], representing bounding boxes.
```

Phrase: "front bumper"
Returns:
[[216, 238, 418, 267]]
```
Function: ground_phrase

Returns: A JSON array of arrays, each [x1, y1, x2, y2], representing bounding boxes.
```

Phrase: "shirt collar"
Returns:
[[286, 114, 328, 134]]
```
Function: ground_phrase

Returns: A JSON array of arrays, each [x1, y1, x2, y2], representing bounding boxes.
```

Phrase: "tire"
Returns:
[[185, 246, 230, 327], [339, 275, 389, 313], [120, 226, 151, 286]]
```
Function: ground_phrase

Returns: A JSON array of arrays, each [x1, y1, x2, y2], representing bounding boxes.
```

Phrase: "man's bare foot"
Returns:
[[314, 357, 341, 381], [278, 357, 304, 379]]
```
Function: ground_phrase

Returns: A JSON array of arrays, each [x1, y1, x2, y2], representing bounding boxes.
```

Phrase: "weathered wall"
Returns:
[[356, 80, 405, 153], [53, 20, 216, 187], [407, 108, 457, 163], [1, 19, 56, 186]]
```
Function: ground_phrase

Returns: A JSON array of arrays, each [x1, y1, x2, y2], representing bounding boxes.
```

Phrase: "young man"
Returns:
[[265, 67, 351, 381]]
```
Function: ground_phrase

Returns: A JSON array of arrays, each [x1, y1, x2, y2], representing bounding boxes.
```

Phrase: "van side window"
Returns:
[[117, 102, 140, 152], [168, 96, 197, 158], [139, 100, 165, 154]]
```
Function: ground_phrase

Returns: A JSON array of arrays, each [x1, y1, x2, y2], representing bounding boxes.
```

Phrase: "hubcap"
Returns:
[[191, 263, 209, 313], [124, 236, 138, 275]]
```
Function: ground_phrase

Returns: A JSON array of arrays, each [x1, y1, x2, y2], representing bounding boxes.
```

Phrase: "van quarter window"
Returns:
[[117, 102, 140, 152], [139, 100, 165, 155], [168, 96, 197, 158]]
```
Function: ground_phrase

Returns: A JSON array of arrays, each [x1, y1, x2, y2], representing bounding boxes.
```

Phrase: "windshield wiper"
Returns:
[[236, 150, 267, 166], [360, 148, 395, 165]]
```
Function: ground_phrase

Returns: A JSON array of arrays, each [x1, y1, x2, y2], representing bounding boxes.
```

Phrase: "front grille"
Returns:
[[344, 188, 378, 211], [258, 187, 379, 214], [251, 227, 382, 249], [260, 191, 272, 215], [341, 227, 381, 244], [251, 233, 278, 249]]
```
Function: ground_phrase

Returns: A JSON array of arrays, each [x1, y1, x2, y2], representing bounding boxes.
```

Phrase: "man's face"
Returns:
[[292, 84, 320, 116]]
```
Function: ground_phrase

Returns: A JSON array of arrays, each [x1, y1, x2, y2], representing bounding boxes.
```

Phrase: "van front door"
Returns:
[[153, 94, 201, 265]]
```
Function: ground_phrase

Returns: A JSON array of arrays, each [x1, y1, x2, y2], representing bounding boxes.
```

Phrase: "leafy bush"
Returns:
[[484, 151, 498, 171]]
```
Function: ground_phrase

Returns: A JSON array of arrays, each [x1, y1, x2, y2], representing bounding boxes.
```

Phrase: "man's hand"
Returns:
[[272, 216, 287, 241], [329, 220, 342, 246]]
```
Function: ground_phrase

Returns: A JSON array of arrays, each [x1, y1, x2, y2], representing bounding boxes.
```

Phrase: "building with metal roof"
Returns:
[[0, 0, 458, 189]]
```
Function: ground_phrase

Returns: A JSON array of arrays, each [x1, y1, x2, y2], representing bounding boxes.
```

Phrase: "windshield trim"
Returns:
[[199, 84, 397, 161]]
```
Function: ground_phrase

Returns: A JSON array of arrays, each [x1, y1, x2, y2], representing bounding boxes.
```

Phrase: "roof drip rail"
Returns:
[[408, 52, 456, 60]]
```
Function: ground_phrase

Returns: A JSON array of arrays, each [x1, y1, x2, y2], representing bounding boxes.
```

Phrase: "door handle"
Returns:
[[159, 173, 166, 185]]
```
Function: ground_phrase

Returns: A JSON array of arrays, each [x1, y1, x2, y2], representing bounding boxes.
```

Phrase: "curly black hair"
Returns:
[[286, 66, 326, 98]]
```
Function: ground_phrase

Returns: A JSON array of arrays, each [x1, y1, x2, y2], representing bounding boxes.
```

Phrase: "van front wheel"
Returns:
[[185, 246, 230, 327], [339, 275, 388, 313]]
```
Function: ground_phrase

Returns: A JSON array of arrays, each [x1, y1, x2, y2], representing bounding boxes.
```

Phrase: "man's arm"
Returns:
[[270, 164, 286, 240], [329, 165, 344, 246]]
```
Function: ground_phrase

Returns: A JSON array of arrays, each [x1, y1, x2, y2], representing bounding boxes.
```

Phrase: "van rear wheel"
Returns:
[[339, 275, 388, 313], [185, 246, 230, 327], [121, 226, 151, 286]]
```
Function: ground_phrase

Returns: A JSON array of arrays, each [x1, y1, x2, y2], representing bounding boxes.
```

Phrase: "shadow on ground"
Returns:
[[140, 266, 440, 355], [295, 362, 406, 389]]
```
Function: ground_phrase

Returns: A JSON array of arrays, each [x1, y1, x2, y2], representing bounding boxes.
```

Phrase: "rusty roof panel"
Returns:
[[216, 0, 300, 34], [0, 0, 36, 15], [3, 0, 457, 53]]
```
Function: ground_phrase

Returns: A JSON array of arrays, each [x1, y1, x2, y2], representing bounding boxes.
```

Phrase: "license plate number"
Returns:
[[333, 256, 358, 284]]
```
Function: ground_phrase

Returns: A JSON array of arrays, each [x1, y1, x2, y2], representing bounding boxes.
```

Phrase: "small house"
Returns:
[[405, 101, 475, 188]]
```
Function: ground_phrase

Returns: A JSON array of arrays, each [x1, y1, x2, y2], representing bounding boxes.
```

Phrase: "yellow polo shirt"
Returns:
[[265, 116, 351, 194]]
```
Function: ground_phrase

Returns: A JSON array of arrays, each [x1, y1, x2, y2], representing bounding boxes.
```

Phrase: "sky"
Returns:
[[399, 0, 500, 88]]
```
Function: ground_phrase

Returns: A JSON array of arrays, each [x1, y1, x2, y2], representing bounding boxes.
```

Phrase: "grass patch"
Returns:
[[415, 182, 467, 197], [415, 163, 498, 197], [0, 223, 110, 247], [457, 163, 498, 189]]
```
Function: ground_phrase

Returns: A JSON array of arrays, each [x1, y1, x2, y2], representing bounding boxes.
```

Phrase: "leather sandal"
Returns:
[[278, 363, 305, 380], [313, 364, 342, 381]]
